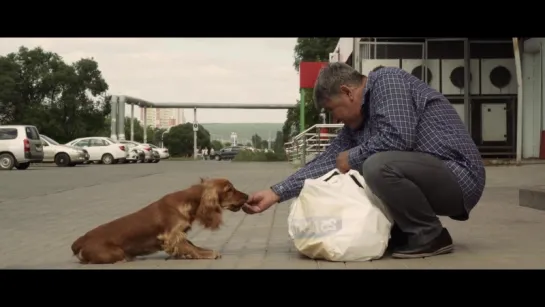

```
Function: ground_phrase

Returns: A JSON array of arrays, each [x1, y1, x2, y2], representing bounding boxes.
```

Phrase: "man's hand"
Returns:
[[336, 150, 351, 174], [242, 189, 280, 214]]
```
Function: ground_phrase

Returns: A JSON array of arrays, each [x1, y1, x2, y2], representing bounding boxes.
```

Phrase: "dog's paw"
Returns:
[[212, 251, 222, 259]]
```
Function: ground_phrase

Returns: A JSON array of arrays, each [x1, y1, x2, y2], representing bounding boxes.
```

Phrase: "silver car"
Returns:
[[0, 125, 44, 170], [40, 134, 89, 167]]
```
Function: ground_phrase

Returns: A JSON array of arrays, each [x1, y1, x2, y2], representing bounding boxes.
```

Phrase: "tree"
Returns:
[[282, 38, 339, 144], [211, 140, 223, 150], [0, 46, 110, 143], [163, 123, 212, 157], [273, 131, 284, 153], [251, 133, 262, 149]]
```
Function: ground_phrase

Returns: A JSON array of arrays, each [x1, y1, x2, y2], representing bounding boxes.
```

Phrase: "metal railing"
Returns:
[[284, 123, 345, 165]]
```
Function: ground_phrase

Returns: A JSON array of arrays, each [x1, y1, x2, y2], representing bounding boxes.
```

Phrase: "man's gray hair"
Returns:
[[313, 62, 364, 110]]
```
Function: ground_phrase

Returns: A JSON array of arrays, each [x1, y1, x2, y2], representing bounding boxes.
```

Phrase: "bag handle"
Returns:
[[324, 170, 364, 189]]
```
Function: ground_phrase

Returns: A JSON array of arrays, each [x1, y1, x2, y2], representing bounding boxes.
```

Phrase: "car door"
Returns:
[[73, 139, 95, 159], [89, 138, 109, 158], [25, 126, 43, 158], [41, 139, 54, 161]]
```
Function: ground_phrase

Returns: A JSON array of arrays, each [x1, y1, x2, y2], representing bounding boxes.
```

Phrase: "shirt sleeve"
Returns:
[[347, 73, 418, 169], [271, 128, 353, 203]]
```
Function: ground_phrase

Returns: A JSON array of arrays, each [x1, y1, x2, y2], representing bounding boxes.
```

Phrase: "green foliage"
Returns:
[[0, 46, 110, 143], [293, 38, 339, 72], [233, 150, 287, 162], [211, 140, 223, 150], [163, 123, 212, 157], [282, 38, 339, 144]]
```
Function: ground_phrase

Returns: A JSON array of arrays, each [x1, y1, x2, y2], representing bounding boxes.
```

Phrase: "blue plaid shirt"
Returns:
[[272, 67, 486, 211]]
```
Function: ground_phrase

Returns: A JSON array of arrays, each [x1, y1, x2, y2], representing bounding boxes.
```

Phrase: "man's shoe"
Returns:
[[386, 224, 409, 252], [391, 228, 454, 259]]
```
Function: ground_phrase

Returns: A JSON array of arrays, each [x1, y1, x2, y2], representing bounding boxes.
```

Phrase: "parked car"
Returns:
[[119, 140, 151, 163], [0, 125, 44, 170], [119, 141, 161, 163], [65, 137, 128, 165], [214, 146, 243, 161], [126, 148, 145, 163], [150, 149, 161, 163], [40, 134, 89, 167], [145, 143, 169, 160]]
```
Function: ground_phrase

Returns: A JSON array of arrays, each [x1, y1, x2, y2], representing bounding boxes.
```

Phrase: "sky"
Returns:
[[0, 38, 300, 123]]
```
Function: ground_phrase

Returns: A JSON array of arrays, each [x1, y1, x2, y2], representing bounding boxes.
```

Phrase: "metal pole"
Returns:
[[118, 96, 126, 141], [130, 103, 134, 141], [463, 39, 471, 132], [110, 96, 118, 141], [513, 37, 523, 164], [143, 107, 147, 143], [193, 107, 198, 160], [300, 89, 306, 166]]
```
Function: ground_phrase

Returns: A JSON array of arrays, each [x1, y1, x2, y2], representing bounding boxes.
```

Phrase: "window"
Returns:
[[40, 135, 59, 145], [90, 139, 107, 146], [74, 139, 90, 147], [25, 126, 40, 140], [0, 128, 18, 140], [105, 137, 116, 144]]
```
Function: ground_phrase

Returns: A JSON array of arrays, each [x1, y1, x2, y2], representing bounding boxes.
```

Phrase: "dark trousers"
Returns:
[[361, 151, 466, 247]]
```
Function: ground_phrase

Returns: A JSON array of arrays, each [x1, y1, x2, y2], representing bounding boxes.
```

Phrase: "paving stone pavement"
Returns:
[[1, 161, 545, 269]]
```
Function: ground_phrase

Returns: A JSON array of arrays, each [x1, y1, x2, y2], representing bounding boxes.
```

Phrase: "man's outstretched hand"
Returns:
[[242, 189, 280, 214]]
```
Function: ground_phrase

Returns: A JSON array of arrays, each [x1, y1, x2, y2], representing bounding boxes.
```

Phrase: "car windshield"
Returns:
[[105, 137, 117, 144], [41, 134, 60, 145], [149, 144, 157, 148]]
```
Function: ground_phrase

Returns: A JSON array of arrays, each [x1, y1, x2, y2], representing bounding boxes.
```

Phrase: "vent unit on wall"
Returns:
[[361, 59, 401, 76], [480, 58, 517, 95], [481, 103, 508, 142], [401, 59, 441, 92], [440, 59, 480, 95]]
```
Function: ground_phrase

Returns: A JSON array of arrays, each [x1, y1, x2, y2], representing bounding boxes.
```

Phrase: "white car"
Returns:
[[119, 140, 153, 162], [40, 134, 89, 166], [66, 137, 128, 165], [146, 144, 169, 159]]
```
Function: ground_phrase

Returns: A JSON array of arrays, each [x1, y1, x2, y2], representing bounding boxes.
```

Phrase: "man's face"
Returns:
[[323, 85, 364, 130]]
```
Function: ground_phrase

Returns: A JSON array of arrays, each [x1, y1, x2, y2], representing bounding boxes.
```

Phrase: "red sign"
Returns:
[[300, 61, 328, 89]]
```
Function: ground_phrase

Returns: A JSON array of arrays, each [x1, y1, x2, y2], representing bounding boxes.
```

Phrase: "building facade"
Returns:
[[331, 37, 543, 160], [139, 108, 186, 129]]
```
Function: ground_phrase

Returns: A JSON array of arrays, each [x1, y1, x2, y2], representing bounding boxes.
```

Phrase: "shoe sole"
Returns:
[[391, 244, 454, 259]]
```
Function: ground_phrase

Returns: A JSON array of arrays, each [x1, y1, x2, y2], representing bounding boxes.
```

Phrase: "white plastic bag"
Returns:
[[288, 169, 393, 262]]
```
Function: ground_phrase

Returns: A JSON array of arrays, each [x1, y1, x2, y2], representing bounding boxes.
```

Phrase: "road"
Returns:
[[1, 160, 545, 269]]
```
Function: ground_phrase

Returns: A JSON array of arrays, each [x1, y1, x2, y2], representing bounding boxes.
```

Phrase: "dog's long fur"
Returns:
[[71, 178, 248, 264]]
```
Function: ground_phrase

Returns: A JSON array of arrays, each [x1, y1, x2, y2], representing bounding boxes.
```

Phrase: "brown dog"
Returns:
[[71, 178, 248, 264]]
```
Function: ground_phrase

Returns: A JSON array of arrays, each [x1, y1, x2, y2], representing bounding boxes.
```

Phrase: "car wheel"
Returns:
[[55, 153, 71, 167], [0, 153, 15, 170], [101, 153, 114, 165], [215, 155, 221, 161], [153, 159, 160, 163], [15, 162, 30, 170]]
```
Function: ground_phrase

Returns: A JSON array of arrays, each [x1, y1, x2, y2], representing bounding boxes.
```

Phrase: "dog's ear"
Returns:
[[197, 182, 222, 230], [199, 177, 207, 184]]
